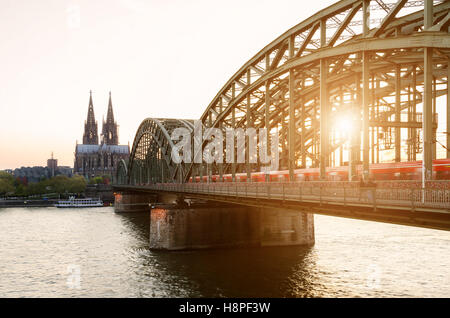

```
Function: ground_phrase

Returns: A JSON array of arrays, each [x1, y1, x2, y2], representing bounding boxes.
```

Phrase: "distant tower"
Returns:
[[47, 152, 58, 177], [83, 91, 99, 145], [102, 92, 119, 145]]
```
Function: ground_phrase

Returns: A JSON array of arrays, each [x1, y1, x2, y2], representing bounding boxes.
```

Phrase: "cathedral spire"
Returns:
[[106, 91, 114, 124], [102, 91, 119, 145], [83, 90, 99, 145], [86, 90, 96, 124]]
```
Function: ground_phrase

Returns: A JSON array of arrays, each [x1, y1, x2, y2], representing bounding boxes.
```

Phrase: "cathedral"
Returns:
[[74, 91, 130, 179]]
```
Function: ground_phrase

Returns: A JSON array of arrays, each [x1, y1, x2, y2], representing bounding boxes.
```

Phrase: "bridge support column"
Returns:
[[288, 68, 296, 182], [246, 71, 253, 182], [395, 65, 401, 163], [265, 79, 271, 181], [423, 47, 433, 181], [412, 67, 417, 161], [349, 74, 361, 181], [362, 51, 370, 181], [447, 63, 450, 159], [319, 58, 328, 180], [319, 18, 328, 180], [288, 36, 296, 182], [149, 203, 314, 250]]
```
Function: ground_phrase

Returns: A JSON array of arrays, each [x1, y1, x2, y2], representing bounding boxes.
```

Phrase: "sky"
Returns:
[[0, 0, 339, 169]]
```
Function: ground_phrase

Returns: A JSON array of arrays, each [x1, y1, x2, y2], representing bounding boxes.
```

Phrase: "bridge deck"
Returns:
[[115, 182, 450, 231]]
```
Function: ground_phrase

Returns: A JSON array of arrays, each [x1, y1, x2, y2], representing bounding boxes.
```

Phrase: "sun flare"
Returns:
[[334, 114, 355, 136]]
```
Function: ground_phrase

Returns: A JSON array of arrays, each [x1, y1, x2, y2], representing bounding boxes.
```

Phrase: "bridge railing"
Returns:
[[141, 182, 450, 211]]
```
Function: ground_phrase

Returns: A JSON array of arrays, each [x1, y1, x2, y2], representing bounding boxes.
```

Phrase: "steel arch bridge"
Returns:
[[118, 0, 450, 186], [124, 118, 195, 184]]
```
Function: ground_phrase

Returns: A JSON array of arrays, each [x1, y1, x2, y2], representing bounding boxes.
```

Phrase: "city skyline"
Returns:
[[0, 0, 336, 169]]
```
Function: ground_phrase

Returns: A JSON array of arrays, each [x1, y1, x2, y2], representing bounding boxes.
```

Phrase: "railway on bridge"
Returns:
[[115, 181, 450, 231], [114, 0, 450, 249]]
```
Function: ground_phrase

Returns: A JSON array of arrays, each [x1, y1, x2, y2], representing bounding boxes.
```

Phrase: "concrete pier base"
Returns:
[[150, 203, 314, 250]]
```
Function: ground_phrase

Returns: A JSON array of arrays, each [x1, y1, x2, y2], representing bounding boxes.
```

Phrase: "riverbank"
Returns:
[[0, 199, 59, 208], [0, 184, 115, 208]]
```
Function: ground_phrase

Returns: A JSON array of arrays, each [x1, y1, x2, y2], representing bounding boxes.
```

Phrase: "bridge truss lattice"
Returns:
[[121, 0, 450, 185]]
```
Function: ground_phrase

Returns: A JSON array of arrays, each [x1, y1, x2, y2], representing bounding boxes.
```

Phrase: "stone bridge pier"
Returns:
[[114, 190, 314, 250], [149, 202, 314, 250]]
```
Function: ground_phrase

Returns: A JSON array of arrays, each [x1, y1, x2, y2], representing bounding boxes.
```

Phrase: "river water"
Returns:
[[0, 207, 449, 297]]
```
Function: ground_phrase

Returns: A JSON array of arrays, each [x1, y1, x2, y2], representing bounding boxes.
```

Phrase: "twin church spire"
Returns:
[[83, 91, 119, 146], [83, 91, 98, 145]]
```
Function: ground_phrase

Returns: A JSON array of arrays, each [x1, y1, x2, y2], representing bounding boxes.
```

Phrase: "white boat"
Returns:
[[55, 197, 103, 208]]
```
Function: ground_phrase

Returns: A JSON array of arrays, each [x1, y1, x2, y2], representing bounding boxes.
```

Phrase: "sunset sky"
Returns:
[[0, 0, 339, 169]]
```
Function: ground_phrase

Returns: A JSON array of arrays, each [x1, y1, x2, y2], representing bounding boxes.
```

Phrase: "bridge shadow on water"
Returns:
[[115, 212, 326, 298]]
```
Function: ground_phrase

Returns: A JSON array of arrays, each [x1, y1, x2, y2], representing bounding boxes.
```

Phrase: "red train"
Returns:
[[188, 159, 450, 183]]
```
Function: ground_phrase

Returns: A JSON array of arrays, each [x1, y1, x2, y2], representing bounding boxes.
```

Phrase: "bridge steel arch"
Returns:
[[127, 0, 450, 185], [128, 118, 194, 184], [180, 0, 450, 183], [116, 159, 128, 185]]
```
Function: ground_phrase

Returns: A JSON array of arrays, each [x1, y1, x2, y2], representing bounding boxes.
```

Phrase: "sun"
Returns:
[[334, 114, 355, 137]]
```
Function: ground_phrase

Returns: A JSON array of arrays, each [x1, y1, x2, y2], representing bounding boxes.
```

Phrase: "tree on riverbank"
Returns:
[[88, 175, 111, 185], [0, 172, 87, 197], [0, 172, 15, 195]]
